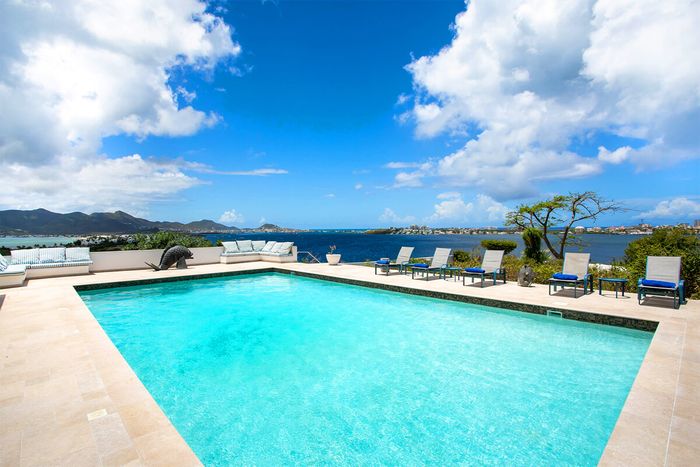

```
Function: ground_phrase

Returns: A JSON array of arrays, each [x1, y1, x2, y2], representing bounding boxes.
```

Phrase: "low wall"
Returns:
[[89, 247, 224, 272]]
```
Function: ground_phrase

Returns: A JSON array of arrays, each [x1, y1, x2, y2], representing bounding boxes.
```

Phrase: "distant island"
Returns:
[[0, 208, 302, 235], [366, 223, 700, 236]]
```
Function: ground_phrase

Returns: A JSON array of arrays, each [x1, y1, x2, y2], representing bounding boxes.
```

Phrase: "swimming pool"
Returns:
[[79, 273, 652, 465]]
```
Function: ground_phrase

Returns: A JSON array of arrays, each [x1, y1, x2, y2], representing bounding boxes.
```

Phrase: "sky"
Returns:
[[0, 0, 698, 228]]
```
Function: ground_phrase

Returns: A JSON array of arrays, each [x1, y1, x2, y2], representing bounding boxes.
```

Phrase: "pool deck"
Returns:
[[0, 261, 698, 466]]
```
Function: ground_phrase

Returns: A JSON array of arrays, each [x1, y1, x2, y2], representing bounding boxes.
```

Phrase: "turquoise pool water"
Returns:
[[80, 273, 652, 465]]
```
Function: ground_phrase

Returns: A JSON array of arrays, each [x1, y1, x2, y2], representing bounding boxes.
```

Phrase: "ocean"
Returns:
[[0, 232, 641, 264], [205, 232, 639, 264]]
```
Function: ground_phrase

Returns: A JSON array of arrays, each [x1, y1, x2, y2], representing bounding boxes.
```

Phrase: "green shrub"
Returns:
[[453, 250, 473, 264], [124, 231, 213, 250], [480, 239, 518, 255], [622, 228, 700, 298], [522, 227, 547, 263]]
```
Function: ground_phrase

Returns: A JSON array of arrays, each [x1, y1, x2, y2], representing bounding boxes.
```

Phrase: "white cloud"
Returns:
[[427, 193, 509, 224], [0, 0, 240, 212], [324, 193, 336, 198], [219, 209, 245, 225], [405, 0, 700, 200], [0, 154, 201, 213], [597, 145, 632, 164], [384, 161, 423, 169], [638, 197, 700, 219], [379, 208, 416, 225], [354, 183, 364, 190], [395, 93, 410, 105], [385, 161, 434, 189]]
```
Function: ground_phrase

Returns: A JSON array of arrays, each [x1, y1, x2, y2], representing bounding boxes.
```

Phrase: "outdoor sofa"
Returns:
[[548, 252, 593, 297], [220, 240, 297, 264], [8, 247, 92, 280], [463, 249, 506, 287], [0, 256, 26, 288], [374, 246, 414, 275], [637, 256, 685, 309]]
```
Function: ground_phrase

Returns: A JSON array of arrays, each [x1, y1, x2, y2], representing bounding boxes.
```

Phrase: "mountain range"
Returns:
[[0, 209, 239, 235]]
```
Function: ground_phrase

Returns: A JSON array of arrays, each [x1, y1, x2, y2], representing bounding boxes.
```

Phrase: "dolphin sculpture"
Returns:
[[146, 245, 194, 271]]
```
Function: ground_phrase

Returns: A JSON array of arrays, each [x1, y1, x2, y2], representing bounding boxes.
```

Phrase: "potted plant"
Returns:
[[326, 245, 341, 265]]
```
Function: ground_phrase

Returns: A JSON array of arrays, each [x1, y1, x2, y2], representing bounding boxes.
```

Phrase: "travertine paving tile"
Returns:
[[0, 261, 697, 465]]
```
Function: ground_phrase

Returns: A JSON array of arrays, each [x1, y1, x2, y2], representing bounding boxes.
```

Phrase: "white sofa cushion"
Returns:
[[237, 240, 254, 252], [11, 249, 40, 265], [276, 242, 294, 255], [270, 242, 284, 253], [65, 247, 91, 262], [0, 256, 8, 271], [222, 241, 239, 253], [252, 240, 266, 251], [261, 241, 276, 252], [39, 247, 66, 263]]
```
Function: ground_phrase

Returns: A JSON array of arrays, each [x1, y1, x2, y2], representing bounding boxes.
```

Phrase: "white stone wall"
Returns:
[[89, 247, 224, 272]]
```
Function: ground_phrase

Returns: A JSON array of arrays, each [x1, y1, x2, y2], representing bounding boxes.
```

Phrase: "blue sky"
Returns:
[[1, 0, 699, 228]]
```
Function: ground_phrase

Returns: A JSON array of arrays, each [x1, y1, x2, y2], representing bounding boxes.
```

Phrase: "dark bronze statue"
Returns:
[[146, 245, 194, 271]]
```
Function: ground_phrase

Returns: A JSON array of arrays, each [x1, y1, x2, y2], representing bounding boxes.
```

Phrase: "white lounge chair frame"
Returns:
[[637, 256, 685, 309], [548, 252, 592, 297], [410, 248, 452, 281], [374, 246, 414, 275], [462, 250, 506, 287]]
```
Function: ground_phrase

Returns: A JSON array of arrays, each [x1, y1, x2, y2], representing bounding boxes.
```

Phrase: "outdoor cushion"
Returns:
[[0, 256, 7, 271], [39, 247, 66, 263], [412, 263, 429, 268], [261, 241, 276, 252], [375, 259, 390, 265], [553, 273, 578, 281], [276, 242, 294, 254], [11, 249, 40, 265], [222, 241, 239, 253], [270, 242, 285, 253], [252, 240, 266, 251], [0, 264, 26, 275], [465, 267, 485, 273], [237, 240, 254, 253], [65, 247, 90, 262], [641, 279, 676, 289]]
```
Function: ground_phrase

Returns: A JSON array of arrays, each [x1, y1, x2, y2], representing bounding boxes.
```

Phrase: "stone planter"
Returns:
[[326, 253, 341, 265], [518, 265, 535, 286]]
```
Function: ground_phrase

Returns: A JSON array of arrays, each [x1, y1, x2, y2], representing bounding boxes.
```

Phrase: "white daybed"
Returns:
[[220, 240, 297, 264]]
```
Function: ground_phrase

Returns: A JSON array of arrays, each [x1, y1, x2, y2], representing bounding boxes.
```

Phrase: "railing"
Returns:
[[297, 250, 321, 263]]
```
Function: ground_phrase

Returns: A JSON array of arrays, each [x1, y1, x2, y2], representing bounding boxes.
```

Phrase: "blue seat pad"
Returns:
[[553, 273, 578, 280], [641, 279, 676, 289], [412, 263, 429, 268], [465, 267, 485, 273], [375, 259, 390, 265]]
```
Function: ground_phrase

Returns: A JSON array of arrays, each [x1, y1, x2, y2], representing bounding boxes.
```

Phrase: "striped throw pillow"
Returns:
[[0, 255, 8, 271]]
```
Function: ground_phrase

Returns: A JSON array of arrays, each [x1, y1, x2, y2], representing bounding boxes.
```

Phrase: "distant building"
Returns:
[[694, 219, 700, 228], [573, 225, 586, 234]]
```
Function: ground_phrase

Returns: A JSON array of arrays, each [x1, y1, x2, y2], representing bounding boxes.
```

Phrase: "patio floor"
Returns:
[[1, 262, 698, 466]]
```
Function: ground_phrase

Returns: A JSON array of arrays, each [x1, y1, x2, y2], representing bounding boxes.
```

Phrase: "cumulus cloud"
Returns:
[[427, 193, 509, 224], [385, 161, 434, 189], [406, 0, 700, 199], [0, 0, 240, 212], [638, 197, 700, 219], [219, 209, 245, 225], [379, 208, 416, 225], [354, 183, 364, 190]]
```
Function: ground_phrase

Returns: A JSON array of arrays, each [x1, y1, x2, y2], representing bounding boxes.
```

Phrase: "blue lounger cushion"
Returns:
[[641, 279, 676, 288], [553, 273, 578, 280], [412, 263, 429, 268], [465, 267, 485, 273], [375, 259, 390, 265]]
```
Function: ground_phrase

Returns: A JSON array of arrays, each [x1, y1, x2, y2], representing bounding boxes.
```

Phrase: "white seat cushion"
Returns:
[[11, 249, 40, 265], [0, 255, 8, 271], [222, 251, 260, 257], [261, 241, 276, 252], [237, 240, 254, 252], [222, 241, 239, 254], [252, 240, 266, 251], [270, 242, 285, 253], [0, 264, 26, 275]]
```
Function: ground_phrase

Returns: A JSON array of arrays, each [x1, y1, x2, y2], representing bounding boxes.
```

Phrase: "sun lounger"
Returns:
[[548, 252, 592, 297], [463, 250, 506, 287], [374, 246, 414, 275], [410, 248, 452, 281], [637, 256, 685, 309]]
